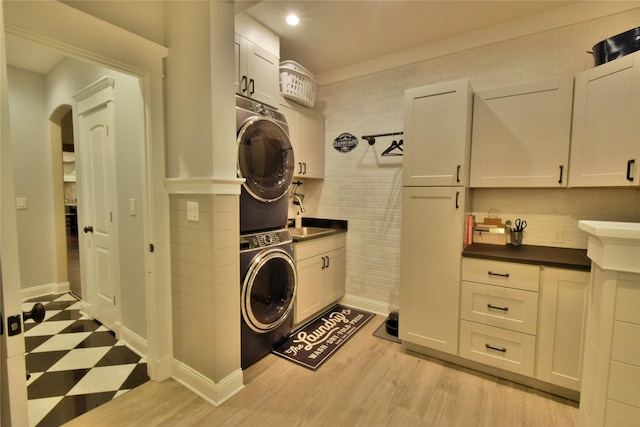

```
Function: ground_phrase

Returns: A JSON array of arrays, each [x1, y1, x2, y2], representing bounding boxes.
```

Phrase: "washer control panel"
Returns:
[[240, 228, 292, 251]]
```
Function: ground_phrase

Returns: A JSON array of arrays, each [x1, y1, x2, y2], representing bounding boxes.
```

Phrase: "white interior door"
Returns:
[[75, 78, 121, 334], [0, 1, 29, 423]]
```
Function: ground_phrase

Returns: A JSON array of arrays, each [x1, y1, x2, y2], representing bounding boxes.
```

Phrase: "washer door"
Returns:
[[237, 117, 295, 202], [242, 248, 297, 333]]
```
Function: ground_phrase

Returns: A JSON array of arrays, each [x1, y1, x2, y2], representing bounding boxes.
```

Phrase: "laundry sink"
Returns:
[[288, 226, 337, 241]]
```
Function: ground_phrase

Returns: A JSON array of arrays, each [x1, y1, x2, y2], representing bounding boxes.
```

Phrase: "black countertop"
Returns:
[[462, 243, 591, 272]]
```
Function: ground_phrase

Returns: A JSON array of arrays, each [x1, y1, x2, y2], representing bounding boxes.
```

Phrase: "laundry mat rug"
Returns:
[[273, 305, 375, 371]]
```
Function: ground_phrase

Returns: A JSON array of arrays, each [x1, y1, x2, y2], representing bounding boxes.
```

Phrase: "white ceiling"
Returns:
[[6, 1, 578, 76], [242, 1, 576, 76]]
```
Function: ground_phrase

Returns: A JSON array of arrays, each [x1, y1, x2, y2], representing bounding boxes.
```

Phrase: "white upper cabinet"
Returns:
[[280, 100, 325, 179], [403, 78, 473, 187], [470, 78, 573, 187], [234, 33, 279, 106], [569, 51, 640, 187]]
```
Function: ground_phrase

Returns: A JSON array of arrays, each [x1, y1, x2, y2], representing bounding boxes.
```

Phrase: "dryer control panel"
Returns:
[[240, 228, 293, 251], [236, 94, 287, 125]]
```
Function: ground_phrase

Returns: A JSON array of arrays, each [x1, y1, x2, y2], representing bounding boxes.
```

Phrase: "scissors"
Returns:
[[514, 219, 527, 232]]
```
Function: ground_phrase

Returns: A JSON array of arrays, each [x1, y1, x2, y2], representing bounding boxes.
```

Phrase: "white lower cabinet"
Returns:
[[460, 258, 539, 376], [536, 267, 589, 391], [293, 233, 345, 325], [399, 187, 466, 355], [460, 257, 589, 392]]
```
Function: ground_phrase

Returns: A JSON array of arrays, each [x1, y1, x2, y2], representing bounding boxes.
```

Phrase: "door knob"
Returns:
[[23, 302, 46, 324], [83, 225, 93, 233]]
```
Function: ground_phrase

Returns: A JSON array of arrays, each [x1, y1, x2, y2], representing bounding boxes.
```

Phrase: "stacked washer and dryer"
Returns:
[[236, 95, 298, 369]]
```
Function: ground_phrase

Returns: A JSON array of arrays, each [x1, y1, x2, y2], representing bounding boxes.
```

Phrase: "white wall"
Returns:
[[8, 67, 57, 289], [298, 7, 640, 311]]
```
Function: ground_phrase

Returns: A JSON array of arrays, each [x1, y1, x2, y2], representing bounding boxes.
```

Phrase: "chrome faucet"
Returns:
[[291, 193, 305, 213], [290, 181, 305, 213]]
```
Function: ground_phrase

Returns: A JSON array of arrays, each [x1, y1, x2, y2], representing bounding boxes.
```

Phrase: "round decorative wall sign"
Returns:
[[333, 133, 358, 153]]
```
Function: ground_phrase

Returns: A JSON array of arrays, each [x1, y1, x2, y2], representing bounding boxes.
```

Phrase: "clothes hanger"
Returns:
[[382, 138, 403, 156]]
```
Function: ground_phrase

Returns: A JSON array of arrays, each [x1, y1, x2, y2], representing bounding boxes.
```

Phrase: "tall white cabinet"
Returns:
[[399, 79, 473, 356], [570, 50, 640, 187]]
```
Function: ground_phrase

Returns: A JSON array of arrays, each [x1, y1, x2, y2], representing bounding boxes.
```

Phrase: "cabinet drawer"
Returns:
[[461, 281, 538, 334], [462, 258, 540, 292], [294, 233, 345, 261], [459, 320, 536, 376]]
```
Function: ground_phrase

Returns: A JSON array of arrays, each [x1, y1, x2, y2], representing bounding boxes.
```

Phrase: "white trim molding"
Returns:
[[171, 359, 245, 407], [340, 293, 389, 316], [20, 282, 70, 301], [120, 327, 149, 359], [164, 176, 244, 195]]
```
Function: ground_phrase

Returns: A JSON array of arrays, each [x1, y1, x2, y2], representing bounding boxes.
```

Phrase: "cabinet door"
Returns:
[[399, 187, 465, 355], [295, 255, 326, 324], [403, 79, 472, 187], [536, 268, 589, 391], [295, 109, 325, 178], [470, 78, 573, 187], [325, 247, 345, 303], [570, 51, 640, 186], [235, 34, 279, 106], [246, 41, 279, 106], [280, 101, 325, 179]]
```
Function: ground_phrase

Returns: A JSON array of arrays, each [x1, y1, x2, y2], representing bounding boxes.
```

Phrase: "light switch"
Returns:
[[16, 197, 27, 210], [129, 198, 136, 216], [187, 201, 199, 222]]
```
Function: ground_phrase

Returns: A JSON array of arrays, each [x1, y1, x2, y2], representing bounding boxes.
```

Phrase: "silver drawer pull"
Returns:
[[485, 344, 507, 353], [488, 271, 509, 278], [487, 303, 509, 312]]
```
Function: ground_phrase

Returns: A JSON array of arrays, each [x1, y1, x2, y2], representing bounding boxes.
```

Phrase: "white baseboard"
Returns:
[[20, 282, 70, 301], [171, 359, 244, 407], [120, 327, 148, 359], [339, 293, 389, 316]]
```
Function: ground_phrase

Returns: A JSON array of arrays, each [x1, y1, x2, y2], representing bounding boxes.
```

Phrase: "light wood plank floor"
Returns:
[[64, 315, 578, 426]]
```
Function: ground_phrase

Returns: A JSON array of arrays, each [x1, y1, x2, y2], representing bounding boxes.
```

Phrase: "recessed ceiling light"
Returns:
[[286, 14, 300, 26]]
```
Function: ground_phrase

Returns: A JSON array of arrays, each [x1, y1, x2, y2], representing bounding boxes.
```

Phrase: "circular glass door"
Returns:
[[237, 117, 295, 202], [242, 249, 297, 333]]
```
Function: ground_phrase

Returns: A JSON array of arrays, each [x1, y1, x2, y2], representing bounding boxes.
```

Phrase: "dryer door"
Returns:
[[242, 248, 297, 333], [237, 117, 295, 202]]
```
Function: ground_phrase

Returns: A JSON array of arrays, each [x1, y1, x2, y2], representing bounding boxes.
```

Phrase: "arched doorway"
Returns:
[[50, 105, 81, 298]]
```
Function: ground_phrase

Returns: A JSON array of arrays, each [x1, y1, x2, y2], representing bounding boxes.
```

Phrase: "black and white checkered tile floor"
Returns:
[[23, 293, 149, 427]]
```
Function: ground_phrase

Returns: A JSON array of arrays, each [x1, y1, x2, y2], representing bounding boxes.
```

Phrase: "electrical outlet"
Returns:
[[187, 201, 199, 222], [552, 228, 564, 244]]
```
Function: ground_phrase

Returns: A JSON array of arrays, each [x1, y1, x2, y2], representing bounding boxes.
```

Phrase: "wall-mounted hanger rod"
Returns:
[[362, 131, 404, 145]]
